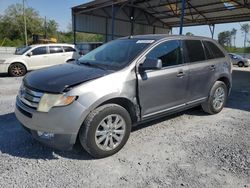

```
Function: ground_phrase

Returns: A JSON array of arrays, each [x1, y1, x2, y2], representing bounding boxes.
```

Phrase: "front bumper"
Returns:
[[0, 63, 9, 73], [15, 97, 88, 150]]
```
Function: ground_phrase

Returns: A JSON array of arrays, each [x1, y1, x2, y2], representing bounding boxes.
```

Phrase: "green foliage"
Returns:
[[186, 32, 194, 36], [224, 46, 250, 53], [0, 3, 104, 47], [0, 3, 58, 46], [218, 31, 231, 47]]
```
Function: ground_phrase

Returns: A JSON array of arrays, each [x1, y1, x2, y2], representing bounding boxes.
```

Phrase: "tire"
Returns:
[[8, 63, 27, 77], [79, 104, 132, 158], [238, 61, 244, 67], [201, 81, 228, 115]]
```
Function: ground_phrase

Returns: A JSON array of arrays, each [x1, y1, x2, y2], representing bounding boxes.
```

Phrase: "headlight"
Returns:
[[0, 59, 6, 64], [37, 93, 76, 112]]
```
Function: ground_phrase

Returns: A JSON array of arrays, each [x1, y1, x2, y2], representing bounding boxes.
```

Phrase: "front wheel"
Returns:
[[202, 81, 228, 114], [8, 63, 27, 77], [79, 104, 132, 158]]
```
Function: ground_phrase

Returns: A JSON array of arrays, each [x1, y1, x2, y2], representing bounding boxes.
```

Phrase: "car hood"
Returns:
[[1, 54, 21, 62], [23, 62, 112, 93]]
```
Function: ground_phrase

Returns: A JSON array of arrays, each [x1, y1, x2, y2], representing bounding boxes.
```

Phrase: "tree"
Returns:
[[218, 31, 231, 46], [240, 23, 250, 49], [186, 32, 194, 36], [0, 4, 43, 41], [0, 3, 59, 46], [231, 28, 237, 48], [44, 19, 58, 37]]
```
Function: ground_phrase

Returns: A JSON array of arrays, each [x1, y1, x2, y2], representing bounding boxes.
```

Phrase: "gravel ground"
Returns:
[[0, 67, 249, 188]]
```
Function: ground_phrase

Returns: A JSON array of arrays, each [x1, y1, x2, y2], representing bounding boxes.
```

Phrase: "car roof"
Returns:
[[30, 43, 75, 48], [120, 34, 216, 42]]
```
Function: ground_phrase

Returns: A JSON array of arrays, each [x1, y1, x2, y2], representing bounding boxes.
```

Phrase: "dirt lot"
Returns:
[[0, 67, 249, 188]]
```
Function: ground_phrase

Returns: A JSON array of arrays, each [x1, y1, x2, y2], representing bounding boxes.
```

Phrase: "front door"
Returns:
[[25, 46, 49, 69], [137, 40, 189, 118]]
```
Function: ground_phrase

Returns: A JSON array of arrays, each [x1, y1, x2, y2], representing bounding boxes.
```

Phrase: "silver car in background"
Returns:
[[15, 35, 232, 158], [228, 53, 250, 67]]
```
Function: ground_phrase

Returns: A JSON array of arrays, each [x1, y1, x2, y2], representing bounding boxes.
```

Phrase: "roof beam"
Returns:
[[168, 12, 250, 26]]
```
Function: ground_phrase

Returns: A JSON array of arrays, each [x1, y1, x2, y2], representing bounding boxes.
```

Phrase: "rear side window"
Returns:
[[32, 47, 47, 55], [49, 46, 63, 54], [63, 46, 76, 52], [203, 41, 225, 58], [146, 40, 183, 67], [184, 40, 205, 63], [203, 42, 214, 59]]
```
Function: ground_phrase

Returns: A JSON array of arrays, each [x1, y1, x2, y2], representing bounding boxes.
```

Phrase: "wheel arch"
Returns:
[[217, 76, 231, 92], [8, 61, 28, 71], [98, 97, 138, 124]]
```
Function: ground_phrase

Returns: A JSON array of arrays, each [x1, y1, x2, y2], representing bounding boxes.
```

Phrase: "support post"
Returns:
[[105, 18, 108, 42], [73, 13, 76, 44], [209, 24, 215, 39], [179, 0, 186, 35], [23, 0, 28, 46], [111, 4, 115, 40], [130, 6, 134, 36]]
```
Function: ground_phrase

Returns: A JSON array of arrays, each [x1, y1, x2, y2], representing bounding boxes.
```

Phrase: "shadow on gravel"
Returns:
[[0, 113, 93, 160], [225, 69, 250, 112]]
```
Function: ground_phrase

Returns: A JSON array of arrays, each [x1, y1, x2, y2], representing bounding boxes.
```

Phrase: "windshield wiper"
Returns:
[[78, 61, 106, 70]]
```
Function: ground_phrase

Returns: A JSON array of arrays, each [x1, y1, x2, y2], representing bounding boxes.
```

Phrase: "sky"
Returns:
[[0, 0, 249, 47]]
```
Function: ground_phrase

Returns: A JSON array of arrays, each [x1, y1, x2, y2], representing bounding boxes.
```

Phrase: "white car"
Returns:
[[0, 43, 80, 77]]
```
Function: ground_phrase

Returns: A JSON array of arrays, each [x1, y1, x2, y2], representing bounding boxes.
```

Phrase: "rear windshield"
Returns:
[[78, 39, 153, 70]]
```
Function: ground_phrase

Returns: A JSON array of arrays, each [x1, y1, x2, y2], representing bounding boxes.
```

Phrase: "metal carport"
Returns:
[[72, 0, 250, 42]]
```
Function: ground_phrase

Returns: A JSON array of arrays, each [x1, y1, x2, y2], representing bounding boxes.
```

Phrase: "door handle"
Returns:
[[210, 65, 215, 71], [176, 71, 185, 77]]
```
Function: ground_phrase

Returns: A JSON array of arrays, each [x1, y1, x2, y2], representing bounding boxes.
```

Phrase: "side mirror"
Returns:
[[139, 58, 162, 72], [27, 52, 33, 57]]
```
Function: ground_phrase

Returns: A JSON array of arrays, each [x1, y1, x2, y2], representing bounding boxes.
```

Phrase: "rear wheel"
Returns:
[[202, 81, 228, 114], [238, 61, 244, 67], [8, 63, 27, 77], [79, 104, 132, 158]]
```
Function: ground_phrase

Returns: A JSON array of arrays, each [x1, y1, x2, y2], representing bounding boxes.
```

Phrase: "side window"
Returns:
[[204, 41, 225, 58], [49, 46, 63, 54], [184, 40, 205, 63], [31, 47, 47, 56], [146, 40, 183, 67], [63, 46, 76, 52], [203, 41, 214, 59]]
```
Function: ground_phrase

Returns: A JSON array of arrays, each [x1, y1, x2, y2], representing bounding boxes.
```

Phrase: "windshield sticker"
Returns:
[[136, 40, 155, 44]]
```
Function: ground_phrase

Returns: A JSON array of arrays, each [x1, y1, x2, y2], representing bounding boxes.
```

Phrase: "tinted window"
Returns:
[[63, 46, 76, 52], [203, 41, 225, 58], [184, 40, 205, 63], [32, 47, 47, 55], [49, 46, 63, 54], [146, 40, 183, 67], [203, 41, 214, 59]]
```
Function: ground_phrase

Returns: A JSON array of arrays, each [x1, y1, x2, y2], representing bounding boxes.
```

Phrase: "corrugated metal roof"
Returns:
[[72, 0, 250, 27]]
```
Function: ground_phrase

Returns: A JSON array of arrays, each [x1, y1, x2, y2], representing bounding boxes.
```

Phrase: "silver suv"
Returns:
[[15, 35, 232, 158]]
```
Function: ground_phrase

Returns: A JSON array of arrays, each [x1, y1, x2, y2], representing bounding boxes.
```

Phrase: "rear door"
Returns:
[[183, 40, 216, 102], [63, 46, 79, 61], [48, 46, 65, 65], [138, 40, 189, 118]]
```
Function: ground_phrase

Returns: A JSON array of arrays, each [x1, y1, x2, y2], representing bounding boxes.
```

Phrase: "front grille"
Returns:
[[19, 85, 44, 109]]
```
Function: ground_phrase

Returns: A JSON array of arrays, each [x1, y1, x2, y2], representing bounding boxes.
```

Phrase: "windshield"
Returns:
[[15, 46, 32, 55], [78, 39, 153, 70]]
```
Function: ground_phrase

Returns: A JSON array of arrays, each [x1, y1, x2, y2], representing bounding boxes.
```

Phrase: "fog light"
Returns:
[[37, 131, 54, 139]]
